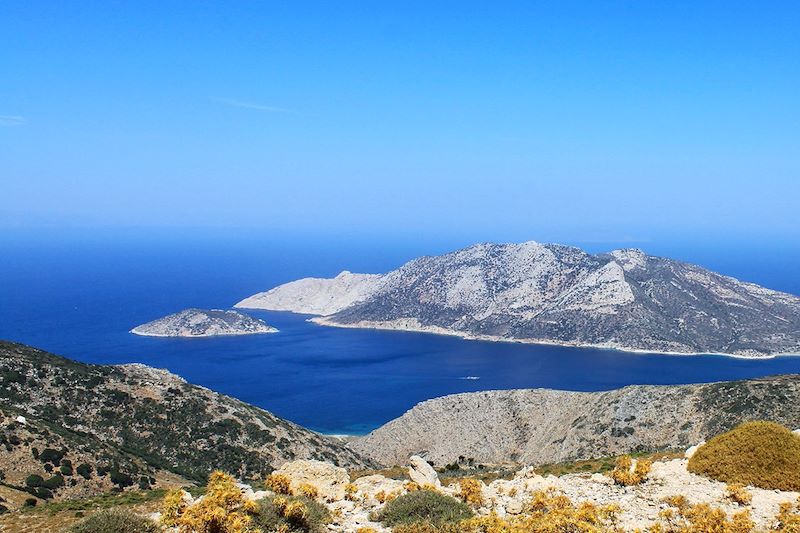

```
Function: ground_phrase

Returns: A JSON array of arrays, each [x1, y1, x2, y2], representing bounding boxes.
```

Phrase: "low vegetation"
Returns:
[[609, 455, 651, 486], [726, 483, 752, 506], [162, 471, 257, 532], [252, 494, 330, 533], [374, 489, 473, 527], [69, 509, 160, 533], [687, 421, 800, 490]]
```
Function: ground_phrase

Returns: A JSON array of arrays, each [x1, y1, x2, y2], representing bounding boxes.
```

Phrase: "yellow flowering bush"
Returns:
[[167, 470, 258, 533], [609, 456, 651, 486], [265, 473, 292, 495]]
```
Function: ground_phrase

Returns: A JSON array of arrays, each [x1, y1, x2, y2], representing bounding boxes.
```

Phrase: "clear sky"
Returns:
[[2, 1, 799, 244]]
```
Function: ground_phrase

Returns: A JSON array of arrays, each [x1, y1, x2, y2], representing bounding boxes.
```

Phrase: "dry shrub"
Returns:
[[663, 495, 689, 510], [376, 488, 403, 504], [253, 494, 330, 533], [167, 470, 259, 533], [297, 482, 319, 500], [655, 500, 755, 532], [726, 483, 752, 505], [458, 478, 484, 507], [405, 481, 421, 492], [414, 489, 623, 532], [522, 488, 620, 532], [775, 497, 800, 532], [266, 472, 292, 495], [344, 482, 358, 501], [160, 488, 187, 527], [687, 421, 800, 491], [609, 455, 651, 486]]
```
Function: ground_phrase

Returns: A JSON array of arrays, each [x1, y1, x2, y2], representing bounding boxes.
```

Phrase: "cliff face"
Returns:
[[131, 308, 277, 337], [351, 375, 800, 467], [0, 341, 372, 489], [236, 242, 800, 357]]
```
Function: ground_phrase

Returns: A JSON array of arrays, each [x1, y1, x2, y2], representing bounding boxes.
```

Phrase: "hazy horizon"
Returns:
[[3, 2, 799, 244]]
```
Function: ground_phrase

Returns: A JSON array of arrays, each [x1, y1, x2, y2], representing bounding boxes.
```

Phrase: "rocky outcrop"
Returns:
[[235, 241, 800, 356], [351, 375, 800, 467], [131, 308, 277, 337], [408, 455, 441, 488], [272, 459, 350, 502], [236, 271, 383, 316]]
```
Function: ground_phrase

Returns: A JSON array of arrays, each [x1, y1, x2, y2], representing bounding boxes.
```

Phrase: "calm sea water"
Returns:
[[2, 231, 799, 434]]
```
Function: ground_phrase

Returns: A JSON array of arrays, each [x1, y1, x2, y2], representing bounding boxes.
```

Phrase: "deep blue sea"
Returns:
[[2, 231, 799, 434]]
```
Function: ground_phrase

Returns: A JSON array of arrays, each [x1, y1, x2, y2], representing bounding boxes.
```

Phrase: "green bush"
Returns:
[[28, 487, 53, 499], [23, 498, 37, 508], [43, 474, 65, 490], [252, 495, 331, 533], [25, 474, 44, 487], [375, 490, 473, 527], [61, 459, 74, 476], [76, 463, 93, 479], [110, 469, 133, 488], [39, 448, 65, 465], [688, 421, 800, 491], [68, 509, 160, 533]]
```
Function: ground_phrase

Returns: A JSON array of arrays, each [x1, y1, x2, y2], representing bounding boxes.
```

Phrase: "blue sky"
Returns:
[[2, 1, 799, 244]]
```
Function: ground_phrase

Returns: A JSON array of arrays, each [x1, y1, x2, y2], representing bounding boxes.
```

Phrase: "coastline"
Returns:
[[308, 316, 800, 360], [129, 328, 278, 338]]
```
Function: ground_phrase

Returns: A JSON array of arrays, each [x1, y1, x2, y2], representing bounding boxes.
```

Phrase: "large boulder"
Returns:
[[408, 455, 441, 488], [272, 459, 350, 501]]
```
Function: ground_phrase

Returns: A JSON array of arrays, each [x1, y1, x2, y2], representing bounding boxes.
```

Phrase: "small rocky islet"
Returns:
[[130, 308, 277, 337]]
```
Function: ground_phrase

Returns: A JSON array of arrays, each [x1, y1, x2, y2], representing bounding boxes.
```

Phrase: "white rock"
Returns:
[[354, 474, 405, 498], [273, 459, 350, 502], [408, 455, 441, 488], [506, 499, 524, 514], [14, 415, 26, 425]]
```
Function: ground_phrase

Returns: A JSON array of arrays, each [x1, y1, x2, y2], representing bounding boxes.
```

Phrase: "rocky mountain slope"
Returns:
[[0, 341, 371, 492], [236, 241, 800, 356], [351, 375, 800, 467], [131, 308, 277, 337]]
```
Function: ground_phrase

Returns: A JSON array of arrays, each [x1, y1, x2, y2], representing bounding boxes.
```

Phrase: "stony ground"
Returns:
[[318, 455, 800, 532], [8, 449, 798, 532], [157, 451, 800, 532]]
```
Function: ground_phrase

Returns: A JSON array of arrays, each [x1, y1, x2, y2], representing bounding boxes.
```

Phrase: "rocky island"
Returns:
[[236, 241, 800, 357], [131, 308, 277, 337]]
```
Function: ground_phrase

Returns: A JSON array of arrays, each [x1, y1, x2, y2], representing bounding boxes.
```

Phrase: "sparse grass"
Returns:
[[22, 489, 166, 515], [536, 451, 680, 477], [687, 421, 800, 490], [350, 465, 409, 482], [68, 509, 160, 533]]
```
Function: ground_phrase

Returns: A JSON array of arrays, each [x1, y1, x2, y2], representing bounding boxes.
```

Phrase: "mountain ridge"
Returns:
[[351, 374, 800, 467]]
